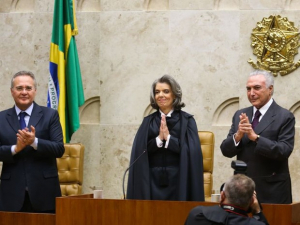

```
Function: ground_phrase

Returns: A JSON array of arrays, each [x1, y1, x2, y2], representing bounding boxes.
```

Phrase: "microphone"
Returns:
[[122, 149, 147, 199]]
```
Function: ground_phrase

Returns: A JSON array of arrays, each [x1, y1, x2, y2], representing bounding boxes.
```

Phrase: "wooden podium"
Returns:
[[0, 211, 55, 225], [56, 195, 216, 225], [1, 195, 300, 225], [55, 195, 300, 225]]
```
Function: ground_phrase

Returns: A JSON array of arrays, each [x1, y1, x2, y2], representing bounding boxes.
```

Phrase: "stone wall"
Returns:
[[0, 0, 300, 201]]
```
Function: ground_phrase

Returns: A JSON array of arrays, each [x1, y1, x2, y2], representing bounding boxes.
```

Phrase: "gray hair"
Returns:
[[223, 174, 255, 209], [249, 70, 274, 95], [11, 71, 37, 89], [150, 74, 185, 110]]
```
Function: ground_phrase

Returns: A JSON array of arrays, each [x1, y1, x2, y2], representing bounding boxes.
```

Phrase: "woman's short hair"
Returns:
[[11, 71, 37, 89], [150, 74, 185, 110]]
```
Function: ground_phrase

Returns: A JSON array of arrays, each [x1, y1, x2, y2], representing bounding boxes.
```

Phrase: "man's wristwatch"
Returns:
[[255, 135, 260, 143], [252, 211, 262, 220]]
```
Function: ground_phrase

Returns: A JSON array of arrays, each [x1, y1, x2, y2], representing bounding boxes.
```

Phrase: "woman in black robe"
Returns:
[[126, 75, 204, 201]]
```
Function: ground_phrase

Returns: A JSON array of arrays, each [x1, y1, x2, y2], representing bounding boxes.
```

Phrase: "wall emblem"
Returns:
[[248, 15, 300, 76]]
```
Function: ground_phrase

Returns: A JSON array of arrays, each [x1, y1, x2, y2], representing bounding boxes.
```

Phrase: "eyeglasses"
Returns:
[[14, 86, 34, 92]]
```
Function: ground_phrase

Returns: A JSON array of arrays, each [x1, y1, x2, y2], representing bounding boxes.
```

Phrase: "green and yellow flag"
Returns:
[[47, 0, 85, 143]]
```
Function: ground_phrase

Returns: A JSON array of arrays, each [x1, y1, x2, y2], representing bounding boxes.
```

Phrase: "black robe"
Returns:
[[126, 110, 204, 201]]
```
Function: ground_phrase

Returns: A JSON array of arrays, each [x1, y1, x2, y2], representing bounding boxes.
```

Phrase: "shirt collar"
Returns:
[[159, 109, 174, 117], [253, 98, 273, 118], [15, 103, 34, 116]]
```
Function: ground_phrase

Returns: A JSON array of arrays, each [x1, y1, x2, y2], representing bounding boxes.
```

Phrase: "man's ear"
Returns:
[[220, 191, 226, 203], [269, 85, 274, 95], [250, 195, 255, 205]]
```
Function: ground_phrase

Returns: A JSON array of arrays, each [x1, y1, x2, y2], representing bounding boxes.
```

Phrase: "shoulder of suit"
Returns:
[[270, 101, 294, 116], [237, 106, 253, 113], [180, 110, 194, 118], [32, 104, 58, 118], [0, 107, 16, 116], [34, 103, 56, 112], [195, 205, 228, 223]]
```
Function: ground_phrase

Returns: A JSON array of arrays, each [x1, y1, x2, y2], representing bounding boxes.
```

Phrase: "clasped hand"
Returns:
[[250, 191, 261, 214], [159, 115, 169, 141], [15, 125, 36, 153], [235, 113, 257, 142]]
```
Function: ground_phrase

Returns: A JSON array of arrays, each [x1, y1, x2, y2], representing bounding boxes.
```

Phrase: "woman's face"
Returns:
[[155, 82, 175, 113]]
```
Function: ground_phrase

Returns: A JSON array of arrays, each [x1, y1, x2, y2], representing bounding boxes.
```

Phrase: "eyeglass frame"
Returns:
[[13, 86, 35, 92]]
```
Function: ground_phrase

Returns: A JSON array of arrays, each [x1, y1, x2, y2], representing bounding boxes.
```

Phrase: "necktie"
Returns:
[[252, 110, 261, 129], [19, 112, 27, 129]]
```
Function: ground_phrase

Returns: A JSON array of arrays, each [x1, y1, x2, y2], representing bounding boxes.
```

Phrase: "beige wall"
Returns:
[[1, 0, 300, 201]]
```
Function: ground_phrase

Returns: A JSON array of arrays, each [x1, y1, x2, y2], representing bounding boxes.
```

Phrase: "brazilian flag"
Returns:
[[47, 0, 85, 143]]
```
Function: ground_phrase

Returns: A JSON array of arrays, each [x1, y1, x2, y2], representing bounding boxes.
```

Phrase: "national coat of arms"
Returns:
[[248, 15, 300, 76]]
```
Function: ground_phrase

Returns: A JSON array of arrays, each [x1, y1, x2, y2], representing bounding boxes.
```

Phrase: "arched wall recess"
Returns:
[[212, 97, 239, 126], [77, 0, 101, 12], [143, 0, 168, 11], [79, 96, 100, 124], [290, 101, 300, 127], [10, 0, 34, 12]]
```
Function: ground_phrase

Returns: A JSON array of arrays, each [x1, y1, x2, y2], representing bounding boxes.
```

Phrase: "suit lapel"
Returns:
[[28, 103, 43, 128], [254, 101, 277, 134], [6, 106, 20, 133], [245, 107, 253, 124]]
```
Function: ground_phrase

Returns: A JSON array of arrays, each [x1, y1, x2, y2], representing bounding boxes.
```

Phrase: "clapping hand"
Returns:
[[15, 125, 36, 153]]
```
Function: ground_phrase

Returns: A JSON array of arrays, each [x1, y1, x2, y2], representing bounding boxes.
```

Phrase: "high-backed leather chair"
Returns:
[[57, 143, 85, 196], [198, 131, 214, 200]]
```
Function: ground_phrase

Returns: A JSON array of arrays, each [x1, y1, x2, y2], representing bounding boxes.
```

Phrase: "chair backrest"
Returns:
[[198, 131, 214, 200], [57, 143, 85, 196]]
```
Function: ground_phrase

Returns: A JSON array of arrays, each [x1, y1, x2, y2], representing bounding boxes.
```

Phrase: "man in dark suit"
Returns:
[[220, 70, 295, 204], [185, 174, 268, 225], [0, 71, 64, 212]]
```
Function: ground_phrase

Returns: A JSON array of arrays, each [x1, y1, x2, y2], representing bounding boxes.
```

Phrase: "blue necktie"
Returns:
[[251, 110, 261, 129], [19, 112, 27, 129]]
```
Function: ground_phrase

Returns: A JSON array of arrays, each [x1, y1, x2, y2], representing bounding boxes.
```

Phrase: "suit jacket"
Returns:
[[0, 102, 64, 212], [220, 100, 295, 204], [126, 110, 205, 201], [185, 206, 268, 225]]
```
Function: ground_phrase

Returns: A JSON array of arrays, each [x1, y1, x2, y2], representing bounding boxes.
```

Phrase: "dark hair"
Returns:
[[11, 71, 37, 89], [223, 174, 255, 209], [150, 74, 185, 110]]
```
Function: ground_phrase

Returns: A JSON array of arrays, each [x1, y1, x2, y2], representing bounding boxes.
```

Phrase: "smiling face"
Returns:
[[246, 74, 273, 109], [154, 82, 175, 114], [11, 75, 37, 111]]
